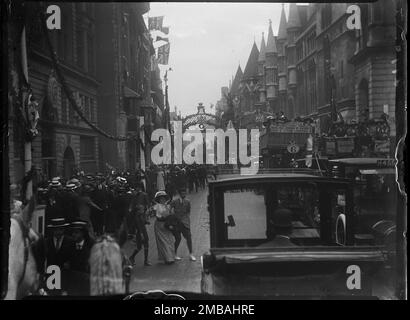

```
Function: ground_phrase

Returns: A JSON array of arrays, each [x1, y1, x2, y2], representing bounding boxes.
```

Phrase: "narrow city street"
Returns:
[[123, 188, 210, 294], [4, 1, 405, 301]]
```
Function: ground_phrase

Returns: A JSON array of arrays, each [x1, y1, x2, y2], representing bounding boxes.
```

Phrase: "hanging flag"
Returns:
[[148, 16, 164, 31], [160, 26, 169, 35], [157, 43, 170, 65], [156, 36, 169, 43]]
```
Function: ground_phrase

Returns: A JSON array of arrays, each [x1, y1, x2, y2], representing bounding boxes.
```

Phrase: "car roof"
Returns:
[[329, 158, 393, 165], [210, 173, 353, 185]]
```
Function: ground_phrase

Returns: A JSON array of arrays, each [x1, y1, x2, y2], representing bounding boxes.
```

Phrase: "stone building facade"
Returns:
[[95, 2, 160, 172], [227, 1, 399, 143], [10, 2, 101, 185], [9, 2, 160, 186]]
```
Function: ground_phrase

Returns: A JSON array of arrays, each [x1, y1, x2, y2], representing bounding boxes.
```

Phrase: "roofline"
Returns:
[[209, 174, 354, 186], [329, 158, 396, 164]]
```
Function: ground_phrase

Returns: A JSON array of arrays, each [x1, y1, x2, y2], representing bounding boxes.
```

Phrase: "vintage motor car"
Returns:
[[201, 171, 395, 298]]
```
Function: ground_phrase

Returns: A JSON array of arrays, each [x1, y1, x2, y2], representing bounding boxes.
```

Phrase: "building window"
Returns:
[[297, 43, 303, 61], [321, 4, 332, 30], [297, 68, 305, 114], [358, 79, 369, 114], [75, 3, 86, 14], [87, 33, 95, 74], [372, 1, 383, 23], [41, 127, 56, 179], [359, 4, 369, 49], [61, 94, 68, 123], [68, 97, 75, 125], [86, 3, 94, 18], [76, 29, 85, 68], [308, 63, 317, 113], [307, 31, 316, 54], [80, 136, 95, 161], [90, 98, 94, 121], [58, 4, 73, 62]]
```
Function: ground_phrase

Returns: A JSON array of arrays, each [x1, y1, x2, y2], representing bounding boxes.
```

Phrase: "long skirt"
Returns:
[[154, 220, 175, 263]]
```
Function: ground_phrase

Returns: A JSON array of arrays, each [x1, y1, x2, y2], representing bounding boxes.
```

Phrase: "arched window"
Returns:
[[321, 4, 332, 29], [308, 60, 317, 114], [359, 4, 369, 49], [288, 96, 295, 119], [41, 126, 56, 180], [63, 146, 76, 179], [371, 1, 383, 23], [358, 79, 369, 117]]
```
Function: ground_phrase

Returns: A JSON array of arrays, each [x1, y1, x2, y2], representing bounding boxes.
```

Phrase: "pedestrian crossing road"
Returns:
[[123, 189, 209, 293]]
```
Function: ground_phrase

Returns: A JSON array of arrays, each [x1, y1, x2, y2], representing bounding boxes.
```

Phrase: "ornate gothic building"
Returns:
[[226, 1, 400, 147]]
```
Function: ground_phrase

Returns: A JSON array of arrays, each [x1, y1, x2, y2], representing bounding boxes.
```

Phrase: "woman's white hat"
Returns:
[[154, 190, 168, 200]]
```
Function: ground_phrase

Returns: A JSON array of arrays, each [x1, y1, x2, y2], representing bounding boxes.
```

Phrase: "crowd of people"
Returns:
[[34, 164, 213, 295]]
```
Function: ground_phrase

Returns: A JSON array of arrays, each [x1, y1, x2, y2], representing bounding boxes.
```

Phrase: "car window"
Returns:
[[224, 188, 267, 239], [222, 184, 322, 244]]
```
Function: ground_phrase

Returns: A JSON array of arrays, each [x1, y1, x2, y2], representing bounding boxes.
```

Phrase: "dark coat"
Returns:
[[68, 238, 95, 273], [45, 235, 75, 269], [66, 238, 95, 296]]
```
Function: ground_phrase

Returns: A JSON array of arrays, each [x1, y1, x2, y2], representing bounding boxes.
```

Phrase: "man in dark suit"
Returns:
[[128, 182, 151, 266], [45, 218, 74, 268], [45, 218, 74, 294], [66, 220, 95, 296], [170, 189, 196, 261], [260, 205, 297, 247]]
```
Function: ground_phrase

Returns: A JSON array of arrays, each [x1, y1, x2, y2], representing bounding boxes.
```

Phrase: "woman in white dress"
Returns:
[[157, 168, 166, 191], [151, 191, 175, 264]]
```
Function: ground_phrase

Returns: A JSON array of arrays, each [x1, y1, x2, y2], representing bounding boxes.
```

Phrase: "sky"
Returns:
[[146, 2, 291, 117]]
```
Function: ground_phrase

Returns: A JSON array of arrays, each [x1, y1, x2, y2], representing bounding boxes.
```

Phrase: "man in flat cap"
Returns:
[[260, 203, 297, 247]]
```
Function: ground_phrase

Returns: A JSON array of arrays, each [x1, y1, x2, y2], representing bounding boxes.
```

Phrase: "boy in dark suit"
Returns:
[[45, 218, 73, 268], [66, 220, 95, 296]]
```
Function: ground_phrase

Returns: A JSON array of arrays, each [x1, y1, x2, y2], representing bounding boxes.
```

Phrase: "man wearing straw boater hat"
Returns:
[[45, 218, 74, 269], [59, 179, 82, 223], [45, 178, 64, 226], [44, 218, 74, 295], [66, 219, 95, 296]]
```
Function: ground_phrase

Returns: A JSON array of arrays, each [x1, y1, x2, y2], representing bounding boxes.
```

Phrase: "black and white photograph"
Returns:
[[1, 0, 407, 303]]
